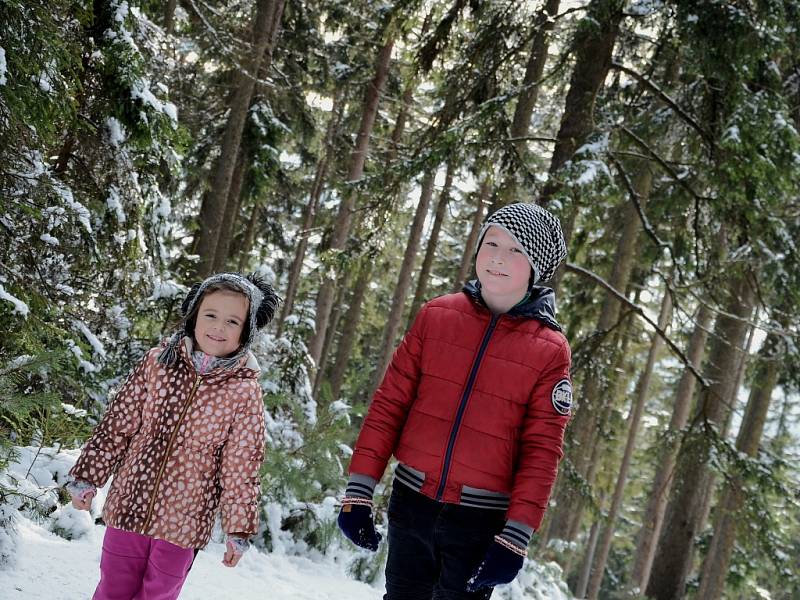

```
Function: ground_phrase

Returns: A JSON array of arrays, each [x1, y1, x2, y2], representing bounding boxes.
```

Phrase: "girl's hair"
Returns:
[[183, 282, 250, 349]]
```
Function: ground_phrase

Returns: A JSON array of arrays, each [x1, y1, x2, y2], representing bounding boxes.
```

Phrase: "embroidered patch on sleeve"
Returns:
[[551, 379, 573, 415]]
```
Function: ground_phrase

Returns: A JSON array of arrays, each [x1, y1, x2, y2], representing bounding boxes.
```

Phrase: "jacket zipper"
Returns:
[[141, 374, 203, 533], [435, 313, 499, 500]]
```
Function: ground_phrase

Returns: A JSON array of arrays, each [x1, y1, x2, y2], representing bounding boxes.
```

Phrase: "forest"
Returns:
[[1, 0, 799, 598]]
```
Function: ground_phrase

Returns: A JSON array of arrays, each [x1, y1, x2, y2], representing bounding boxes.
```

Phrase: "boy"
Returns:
[[338, 203, 572, 599]]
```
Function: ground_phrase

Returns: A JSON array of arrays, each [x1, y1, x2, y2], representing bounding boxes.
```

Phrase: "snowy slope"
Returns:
[[1, 517, 383, 600]]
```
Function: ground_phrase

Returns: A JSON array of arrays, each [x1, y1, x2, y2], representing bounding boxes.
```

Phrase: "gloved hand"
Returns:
[[466, 539, 525, 592], [337, 500, 382, 551]]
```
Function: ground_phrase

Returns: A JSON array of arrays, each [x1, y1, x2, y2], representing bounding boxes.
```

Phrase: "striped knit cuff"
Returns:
[[345, 473, 377, 499], [499, 520, 533, 550]]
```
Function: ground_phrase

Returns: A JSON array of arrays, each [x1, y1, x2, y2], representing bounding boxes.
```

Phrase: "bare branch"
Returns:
[[563, 262, 709, 388], [611, 60, 716, 149]]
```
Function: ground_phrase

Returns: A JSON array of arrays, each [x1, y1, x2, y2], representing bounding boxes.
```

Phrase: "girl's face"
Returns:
[[193, 290, 249, 357], [475, 225, 532, 305]]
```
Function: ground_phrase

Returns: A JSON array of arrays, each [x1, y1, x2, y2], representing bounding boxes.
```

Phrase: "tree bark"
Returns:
[[538, 0, 625, 206], [193, 0, 285, 278], [370, 170, 436, 394], [586, 289, 672, 599], [165, 0, 177, 35], [308, 37, 394, 367], [646, 274, 756, 600], [327, 260, 374, 401], [276, 89, 344, 336], [630, 303, 713, 592], [212, 147, 247, 272], [548, 167, 652, 542], [453, 179, 490, 289], [408, 161, 454, 327], [495, 0, 560, 208]]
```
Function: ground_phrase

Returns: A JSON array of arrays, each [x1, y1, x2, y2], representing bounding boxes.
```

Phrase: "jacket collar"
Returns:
[[176, 337, 260, 381], [462, 279, 563, 332]]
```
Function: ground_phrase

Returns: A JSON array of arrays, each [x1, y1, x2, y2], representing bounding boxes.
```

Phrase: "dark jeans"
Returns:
[[384, 481, 505, 600]]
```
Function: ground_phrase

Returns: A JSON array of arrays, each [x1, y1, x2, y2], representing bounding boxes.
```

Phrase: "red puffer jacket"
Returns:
[[350, 282, 571, 530]]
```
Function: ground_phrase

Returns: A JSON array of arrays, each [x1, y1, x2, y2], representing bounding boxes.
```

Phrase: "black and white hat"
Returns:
[[477, 203, 567, 283], [157, 272, 279, 370]]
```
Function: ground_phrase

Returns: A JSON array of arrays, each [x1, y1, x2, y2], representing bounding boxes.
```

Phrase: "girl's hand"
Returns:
[[71, 490, 95, 511], [222, 536, 249, 568]]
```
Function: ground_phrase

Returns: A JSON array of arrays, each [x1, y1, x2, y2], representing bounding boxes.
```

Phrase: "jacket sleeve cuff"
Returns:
[[499, 519, 533, 550], [345, 473, 377, 499]]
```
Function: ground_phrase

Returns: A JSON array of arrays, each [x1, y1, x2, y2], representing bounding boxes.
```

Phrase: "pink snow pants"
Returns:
[[92, 527, 196, 600]]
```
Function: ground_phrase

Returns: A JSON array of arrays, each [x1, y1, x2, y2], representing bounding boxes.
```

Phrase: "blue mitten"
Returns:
[[466, 540, 525, 592], [337, 501, 382, 551]]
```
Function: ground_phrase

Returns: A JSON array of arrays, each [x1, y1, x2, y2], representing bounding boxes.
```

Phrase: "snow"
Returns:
[[0, 47, 7, 85], [0, 518, 384, 600], [53, 182, 92, 233], [39, 233, 59, 246], [0, 283, 29, 318], [149, 278, 187, 300], [105, 117, 127, 147], [0, 444, 575, 599], [106, 186, 127, 223], [73, 320, 107, 358]]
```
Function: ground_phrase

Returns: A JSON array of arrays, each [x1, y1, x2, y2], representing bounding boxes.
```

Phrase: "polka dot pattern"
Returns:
[[69, 342, 266, 549]]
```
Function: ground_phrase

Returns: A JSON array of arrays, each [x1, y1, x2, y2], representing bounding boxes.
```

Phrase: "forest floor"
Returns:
[[0, 516, 384, 599]]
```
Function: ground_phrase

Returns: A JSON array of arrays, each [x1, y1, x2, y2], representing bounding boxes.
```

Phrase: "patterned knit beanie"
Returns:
[[157, 272, 279, 370], [477, 203, 567, 283]]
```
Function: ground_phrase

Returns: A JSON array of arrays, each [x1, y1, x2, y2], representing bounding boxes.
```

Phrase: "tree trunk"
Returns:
[[548, 167, 652, 542], [212, 147, 247, 272], [586, 289, 673, 599], [697, 323, 773, 600], [538, 0, 625, 206], [327, 260, 374, 401], [646, 274, 756, 600], [165, 0, 177, 34], [453, 179, 490, 289], [496, 0, 560, 208], [308, 37, 394, 367], [313, 280, 348, 398], [236, 201, 260, 273], [193, 0, 285, 278], [408, 161, 454, 327], [276, 89, 344, 336], [630, 303, 713, 592], [370, 171, 436, 393], [575, 492, 606, 599]]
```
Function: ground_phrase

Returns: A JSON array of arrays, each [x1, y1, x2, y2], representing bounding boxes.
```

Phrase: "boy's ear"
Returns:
[[181, 283, 203, 316]]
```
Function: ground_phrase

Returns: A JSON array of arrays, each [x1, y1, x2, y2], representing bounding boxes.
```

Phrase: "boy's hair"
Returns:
[[157, 272, 279, 369]]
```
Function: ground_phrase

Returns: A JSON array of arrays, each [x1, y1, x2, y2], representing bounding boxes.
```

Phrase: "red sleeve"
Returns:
[[507, 338, 572, 529], [69, 348, 156, 487], [348, 305, 427, 480]]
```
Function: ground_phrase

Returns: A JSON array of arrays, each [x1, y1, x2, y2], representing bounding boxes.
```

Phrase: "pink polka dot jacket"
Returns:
[[69, 338, 266, 549]]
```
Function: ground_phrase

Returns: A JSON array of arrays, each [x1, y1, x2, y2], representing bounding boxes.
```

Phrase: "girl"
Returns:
[[67, 272, 278, 600]]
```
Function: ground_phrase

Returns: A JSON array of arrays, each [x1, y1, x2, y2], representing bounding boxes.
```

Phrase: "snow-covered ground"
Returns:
[[1, 516, 383, 599], [0, 445, 573, 600]]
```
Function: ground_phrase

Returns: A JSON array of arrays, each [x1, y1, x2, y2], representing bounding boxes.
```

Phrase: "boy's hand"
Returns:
[[337, 502, 381, 551], [466, 539, 525, 592], [222, 536, 249, 567]]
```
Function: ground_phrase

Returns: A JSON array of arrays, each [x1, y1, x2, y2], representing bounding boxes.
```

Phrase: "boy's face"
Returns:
[[193, 290, 249, 357], [476, 225, 532, 303]]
